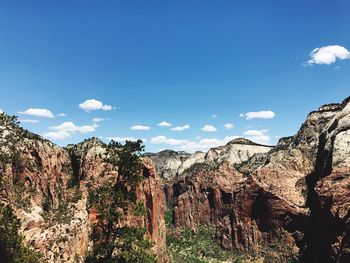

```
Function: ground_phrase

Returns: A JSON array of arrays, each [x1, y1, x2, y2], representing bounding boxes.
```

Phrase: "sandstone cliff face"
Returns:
[[164, 97, 350, 261], [301, 98, 350, 263], [169, 161, 306, 259], [0, 117, 166, 262]]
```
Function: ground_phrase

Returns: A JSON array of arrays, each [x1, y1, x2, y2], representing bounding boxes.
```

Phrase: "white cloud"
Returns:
[[0, 109, 3, 113], [56, 113, 66, 117], [243, 129, 270, 144], [171, 124, 190, 131], [239, 113, 244, 117], [150, 135, 239, 153], [43, 121, 98, 140], [223, 123, 234, 130], [79, 99, 113, 111], [201, 125, 217, 132], [43, 131, 71, 140], [92, 118, 105, 122], [20, 119, 40, 123], [19, 108, 54, 118], [157, 121, 172, 127], [151, 136, 188, 145], [130, 125, 150, 131], [107, 136, 147, 142], [50, 122, 98, 134], [306, 45, 350, 65], [210, 114, 217, 118], [245, 111, 275, 120]]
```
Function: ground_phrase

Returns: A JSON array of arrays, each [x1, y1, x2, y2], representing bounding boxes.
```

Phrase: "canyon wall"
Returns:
[[0, 116, 166, 262]]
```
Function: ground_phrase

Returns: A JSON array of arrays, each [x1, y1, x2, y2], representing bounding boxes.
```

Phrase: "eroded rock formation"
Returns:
[[0, 117, 166, 262], [163, 97, 350, 262]]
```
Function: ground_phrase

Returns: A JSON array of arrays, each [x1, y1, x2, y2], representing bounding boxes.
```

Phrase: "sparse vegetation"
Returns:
[[165, 208, 174, 226], [167, 226, 253, 263], [85, 140, 157, 262], [167, 225, 297, 263], [134, 201, 146, 216], [0, 204, 42, 262], [296, 178, 308, 200], [182, 162, 216, 176]]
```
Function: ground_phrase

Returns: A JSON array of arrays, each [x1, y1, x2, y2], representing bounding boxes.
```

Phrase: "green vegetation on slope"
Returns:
[[166, 226, 297, 263], [0, 204, 42, 263], [167, 226, 252, 263], [85, 140, 157, 263]]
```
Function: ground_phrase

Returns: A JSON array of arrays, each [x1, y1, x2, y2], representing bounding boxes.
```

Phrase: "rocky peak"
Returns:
[[166, 96, 350, 262], [148, 137, 273, 182], [0, 116, 167, 262]]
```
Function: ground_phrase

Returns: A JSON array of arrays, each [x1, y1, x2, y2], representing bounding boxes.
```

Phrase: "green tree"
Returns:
[[0, 204, 42, 263], [86, 140, 156, 263]]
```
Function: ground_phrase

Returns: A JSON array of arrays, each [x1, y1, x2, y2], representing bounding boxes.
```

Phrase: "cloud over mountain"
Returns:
[[19, 108, 54, 118], [79, 99, 113, 111], [244, 111, 275, 120], [43, 121, 97, 140]]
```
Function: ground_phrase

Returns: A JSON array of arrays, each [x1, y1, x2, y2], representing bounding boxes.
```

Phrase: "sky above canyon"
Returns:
[[0, 1, 349, 152]]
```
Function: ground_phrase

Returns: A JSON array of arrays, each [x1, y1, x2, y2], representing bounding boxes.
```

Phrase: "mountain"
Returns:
[[145, 138, 273, 182], [0, 96, 350, 263], [0, 114, 166, 263], [160, 97, 350, 262]]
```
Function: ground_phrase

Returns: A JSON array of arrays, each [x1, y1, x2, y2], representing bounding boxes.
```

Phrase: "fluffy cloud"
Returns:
[[306, 45, 350, 65], [19, 108, 54, 118], [150, 135, 239, 153], [130, 125, 150, 131], [20, 119, 40, 123], [210, 114, 217, 118], [79, 99, 113, 111], [201, 125, 217, 132], [56, 113, 66, 117], [0, 109, 3, 113], [244, 111, 275, 120], [171, 124, 190, 131], [151, 136, 188, 145], [243, 129, 270, 144], [92, 118, 105, 122], [223, 123, 234, 130], [43, 121, 98, 140], [107, 136, 147, 142], [157, 121, 172, 127]]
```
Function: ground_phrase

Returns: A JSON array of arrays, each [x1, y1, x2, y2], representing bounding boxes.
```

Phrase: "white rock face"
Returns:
[[18, 197, 91, 263], [333, 130, 350, 169], [148, 138, 273, 180]]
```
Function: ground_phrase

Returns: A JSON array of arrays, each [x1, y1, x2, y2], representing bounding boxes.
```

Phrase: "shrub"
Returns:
[[0, 204, 42, 262], [85, 140, 156, 262]]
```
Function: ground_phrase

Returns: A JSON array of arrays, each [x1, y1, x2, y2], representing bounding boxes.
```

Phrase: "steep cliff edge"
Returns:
[[146, 138, 273, 182], [163, 97, 350, 262], [0, 114, 166, 262], [301, 97, 350, 262]]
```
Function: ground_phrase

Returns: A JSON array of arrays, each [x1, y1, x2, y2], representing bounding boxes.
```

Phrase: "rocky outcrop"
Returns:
[[146, 138, 273, 182], [144, 150, 192, 180], [169, 161, 306, 259], [0, 115, 167, 262], [137, 158, 167, 257], [300, 97, 350, 262], [166, 97, 350, 261]]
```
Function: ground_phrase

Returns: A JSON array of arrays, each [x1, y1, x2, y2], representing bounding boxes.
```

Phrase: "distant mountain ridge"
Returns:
[[145, 138, 273, 180]]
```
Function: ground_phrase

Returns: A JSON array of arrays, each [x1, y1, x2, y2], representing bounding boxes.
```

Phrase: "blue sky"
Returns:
[[0, 1, 349, 152]]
